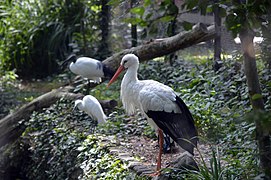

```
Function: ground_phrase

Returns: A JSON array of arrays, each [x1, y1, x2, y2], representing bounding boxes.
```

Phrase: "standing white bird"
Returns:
[[107, 54, 198, 173], [62, 54, 113, 83], [74, 95, 107, 124]]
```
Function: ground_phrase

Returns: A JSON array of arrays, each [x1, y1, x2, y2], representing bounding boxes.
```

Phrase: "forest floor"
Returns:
[[1, 77, 215, 176], [117, 135, 213, 170]]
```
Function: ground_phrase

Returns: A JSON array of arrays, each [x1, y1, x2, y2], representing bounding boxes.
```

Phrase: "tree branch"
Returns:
[[103, 23, 215, 73]]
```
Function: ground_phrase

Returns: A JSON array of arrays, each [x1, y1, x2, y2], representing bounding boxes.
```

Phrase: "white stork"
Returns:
[[74, 95, 107, 124], [62, 54, 113, 83], [107, 54, 198, 173]]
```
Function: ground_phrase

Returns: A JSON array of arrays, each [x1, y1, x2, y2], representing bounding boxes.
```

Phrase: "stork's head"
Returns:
[[107, 54, 139, 87], [121, 54, 139, 70]]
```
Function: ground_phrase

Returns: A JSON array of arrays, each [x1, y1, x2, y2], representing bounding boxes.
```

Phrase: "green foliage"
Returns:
[[0, 70, 18, 90], [77, 135, 132, 179], [20, 98, 135, 179], [162, 146, 251, 179], [183, 148, 236, 180], [139, 53, 270, 179], [22, 99, 90, 179], [0, 70, 21, 118], [0, 0, 103, 78], [97, 109, 154, 139], [183, 0, 271, 37], [90, 83, 121, 102], [121, 0, 179, 36]]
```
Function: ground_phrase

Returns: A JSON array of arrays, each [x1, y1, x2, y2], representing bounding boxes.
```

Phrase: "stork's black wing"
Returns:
[[146, 96, 198, 155]]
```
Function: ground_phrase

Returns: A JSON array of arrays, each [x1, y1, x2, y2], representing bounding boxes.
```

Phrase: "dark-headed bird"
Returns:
[[62, 54, 113, 83]]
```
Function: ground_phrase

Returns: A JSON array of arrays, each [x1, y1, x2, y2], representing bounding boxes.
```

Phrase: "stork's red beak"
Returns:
[[107, 65, 125, 87]]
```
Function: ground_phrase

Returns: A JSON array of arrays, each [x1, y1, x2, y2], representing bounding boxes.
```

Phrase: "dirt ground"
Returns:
[[117, 134, 213, 171]]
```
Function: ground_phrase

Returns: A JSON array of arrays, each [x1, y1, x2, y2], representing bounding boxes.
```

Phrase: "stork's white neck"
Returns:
[[123, 66, 139, 83], [121, 65, 140, 115]]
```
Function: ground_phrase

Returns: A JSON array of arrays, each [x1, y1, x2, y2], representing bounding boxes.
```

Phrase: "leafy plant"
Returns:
[[20, 98, 138, 179], [0, 70, 18, 90], [0, 0, 103, 78], [16, 99, 151, 179], [77, 135, 134, 179], [192, 147, 242, 180], [138, 52, 269, 179]]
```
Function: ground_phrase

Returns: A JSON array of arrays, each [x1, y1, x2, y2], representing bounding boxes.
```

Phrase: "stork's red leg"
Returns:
[[157, 128, 163, 171], [148, 128, 164, 177]]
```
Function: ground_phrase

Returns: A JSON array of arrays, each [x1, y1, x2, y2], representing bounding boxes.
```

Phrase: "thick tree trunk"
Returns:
[[239, 28, 271, 177], [97, 0, 111, 59], [131, 24, 137, 47], [131, 0, 137, 47], [165, 0, 178, 66], [0, 86, 117, 148]]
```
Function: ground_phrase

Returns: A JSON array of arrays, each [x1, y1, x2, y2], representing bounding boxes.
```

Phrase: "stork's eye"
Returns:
[[123, 60, 128, 64]]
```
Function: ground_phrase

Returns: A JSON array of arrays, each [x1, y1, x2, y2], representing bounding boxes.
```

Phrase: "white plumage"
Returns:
[[107, 54, 198, 173], [108, 54, 197, 154], [62, 54, 115, 85], [109, 54, 181, 129], [74, 95, 107, 124], [69, 57, 104, 83]]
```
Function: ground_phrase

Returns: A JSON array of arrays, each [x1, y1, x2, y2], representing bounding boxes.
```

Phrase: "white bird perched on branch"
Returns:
[[74, 95, 107, 124], [107, 54, 198, 174], [61, 54, 113, 83]]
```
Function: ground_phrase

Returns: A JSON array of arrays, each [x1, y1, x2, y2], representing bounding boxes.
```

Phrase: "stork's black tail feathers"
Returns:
[[146, 96, 198, 155]]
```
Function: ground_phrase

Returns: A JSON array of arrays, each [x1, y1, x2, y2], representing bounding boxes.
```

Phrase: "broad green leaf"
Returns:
[[107, 0, 122, 7], [123, 17, 143, 25], [206, 5, 213, 13], [130, 7, 145, 17], [252, 94, 263, 100], [159, 15, 175, 22], [144, 0, 151, 7]]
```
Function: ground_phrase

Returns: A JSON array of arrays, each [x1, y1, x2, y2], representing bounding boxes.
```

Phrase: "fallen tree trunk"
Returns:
[[0, 86, 79, 147], [0, 86, 116, 147], [102, 23, 215, 73], [0, 23, 215, 148]]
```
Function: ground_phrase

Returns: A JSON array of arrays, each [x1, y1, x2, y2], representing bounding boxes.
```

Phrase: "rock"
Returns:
[[171, 152, 199, 171], [133, 165, 153, 175], [109, 148, 120, 154], [153, 174, 170, 180], [128, 161, 141, 168], [118, 152, 135, 162]]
